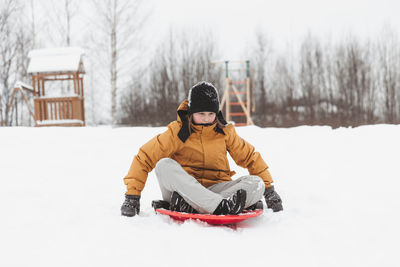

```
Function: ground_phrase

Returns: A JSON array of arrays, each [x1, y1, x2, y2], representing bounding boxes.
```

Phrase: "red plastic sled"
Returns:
[[155, 209, 263, 225]]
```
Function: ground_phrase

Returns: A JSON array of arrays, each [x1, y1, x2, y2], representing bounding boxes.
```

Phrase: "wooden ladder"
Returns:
[[219, 60, 254, 126]]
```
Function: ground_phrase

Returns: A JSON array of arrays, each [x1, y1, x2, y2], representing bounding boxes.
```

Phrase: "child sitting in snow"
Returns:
[[121, 81, 283, 216]]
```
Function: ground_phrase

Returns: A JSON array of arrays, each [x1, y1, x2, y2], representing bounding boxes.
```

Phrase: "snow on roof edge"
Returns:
[[28, 47, 85, 58]]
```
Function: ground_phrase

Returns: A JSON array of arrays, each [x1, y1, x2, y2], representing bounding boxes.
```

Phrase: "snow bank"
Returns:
[[0, 125, 399, 267]]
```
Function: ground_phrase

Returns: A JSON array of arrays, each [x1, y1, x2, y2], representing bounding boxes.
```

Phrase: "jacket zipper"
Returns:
[[199, 126, 205, 178]]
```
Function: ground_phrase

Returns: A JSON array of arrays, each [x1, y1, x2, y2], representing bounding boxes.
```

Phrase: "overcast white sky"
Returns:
[[150, 0, 399, 59]]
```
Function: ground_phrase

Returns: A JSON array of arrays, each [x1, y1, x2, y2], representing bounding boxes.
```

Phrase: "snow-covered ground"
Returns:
[[0, 125, 399, 267]]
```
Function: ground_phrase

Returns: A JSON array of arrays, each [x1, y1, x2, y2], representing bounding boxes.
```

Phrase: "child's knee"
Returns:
[[243, 175, 263, 183], [245, 175, 265, 193], [155, 158, 177, 173]]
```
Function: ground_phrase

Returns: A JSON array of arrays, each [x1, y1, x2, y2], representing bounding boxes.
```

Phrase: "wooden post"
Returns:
[[73, 73, 77, 95], [66, 99, 70, 119], [44, 99, 48, 120], [37, 76, 41, 96], [81, 98, 85, 125], [246, 77, 251, 125], [36, 99, 41, 121], [40, 76, 45, 96], [80, 77, 84, 97], [251, 69, 256, 113], [219, 86, 227, 111], [32, 75, 36, 96], [61, 101, 65, 119], [225, 77, 230, 122], [76, 74, 80, 95], [57, 101, 61, 120], [50, 100, 54, 120], [224, 61, 230, 122]]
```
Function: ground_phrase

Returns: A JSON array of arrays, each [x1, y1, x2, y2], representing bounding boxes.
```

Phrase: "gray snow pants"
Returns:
[[155, 158, 265, 214]]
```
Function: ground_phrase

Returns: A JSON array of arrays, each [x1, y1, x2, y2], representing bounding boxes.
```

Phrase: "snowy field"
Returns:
[[0, 125, 399, 267]]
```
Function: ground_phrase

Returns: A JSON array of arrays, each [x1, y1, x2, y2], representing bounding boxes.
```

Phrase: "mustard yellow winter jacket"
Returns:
[[123, 100, 274, 195]]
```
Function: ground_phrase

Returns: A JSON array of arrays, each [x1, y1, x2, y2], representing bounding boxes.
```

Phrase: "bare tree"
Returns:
[[249, 30, 275, 125], [274, 56, 298, 126], [330, 38, 376, 126], [0, 0, 20, 125], [322, 46, 340, 126], [0, 0, 34, 126], [376, 29, 400, 124], [10, 26, 34, 126], [90, 0, 149, 125], [29, 0, 36, 48], [298, 36, 325, 124], [178, 30, 222, 99], [38, 0, 79, 46]]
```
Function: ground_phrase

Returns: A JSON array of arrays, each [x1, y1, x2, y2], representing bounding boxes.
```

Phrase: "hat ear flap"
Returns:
[[217, 111, 227, 125], [177, 110, 190, 143]]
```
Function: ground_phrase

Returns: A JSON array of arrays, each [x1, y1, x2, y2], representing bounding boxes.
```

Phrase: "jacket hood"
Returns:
[[176, 99, 227, 143]]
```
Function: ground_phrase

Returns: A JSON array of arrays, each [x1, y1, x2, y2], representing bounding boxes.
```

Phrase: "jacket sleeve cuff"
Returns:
[[257, 168, 274, 188], [126, 188, 141, 196], [264, 182, 273, 189]]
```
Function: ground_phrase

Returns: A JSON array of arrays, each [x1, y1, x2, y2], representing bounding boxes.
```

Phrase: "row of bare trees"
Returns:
[[248, 32, 400, 128], [119, 30, 400, 128]]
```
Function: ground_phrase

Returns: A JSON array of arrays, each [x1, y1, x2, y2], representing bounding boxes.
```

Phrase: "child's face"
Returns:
[[192, 112, 216, 124]]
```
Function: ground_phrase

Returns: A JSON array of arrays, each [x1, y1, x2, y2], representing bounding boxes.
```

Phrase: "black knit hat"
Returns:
[[187, 82, 220, 114], [177, 81, 227, 142]]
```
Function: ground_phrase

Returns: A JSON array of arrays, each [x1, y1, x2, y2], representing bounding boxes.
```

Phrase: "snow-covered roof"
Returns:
[[27, 47, 85, 74]]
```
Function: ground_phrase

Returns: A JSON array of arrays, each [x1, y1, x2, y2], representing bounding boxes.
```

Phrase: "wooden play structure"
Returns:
[[217, 60, 254, 126], [1, 81, 35, 126], [27, 47, 86, 126]]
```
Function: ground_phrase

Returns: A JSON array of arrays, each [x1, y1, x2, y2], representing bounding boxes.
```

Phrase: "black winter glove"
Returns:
[[121, 195, 140, 217], [264, 186, 283, 212]]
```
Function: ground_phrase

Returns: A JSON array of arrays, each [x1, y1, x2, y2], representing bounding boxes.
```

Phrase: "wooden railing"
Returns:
[[34, 96, 85, 124]]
